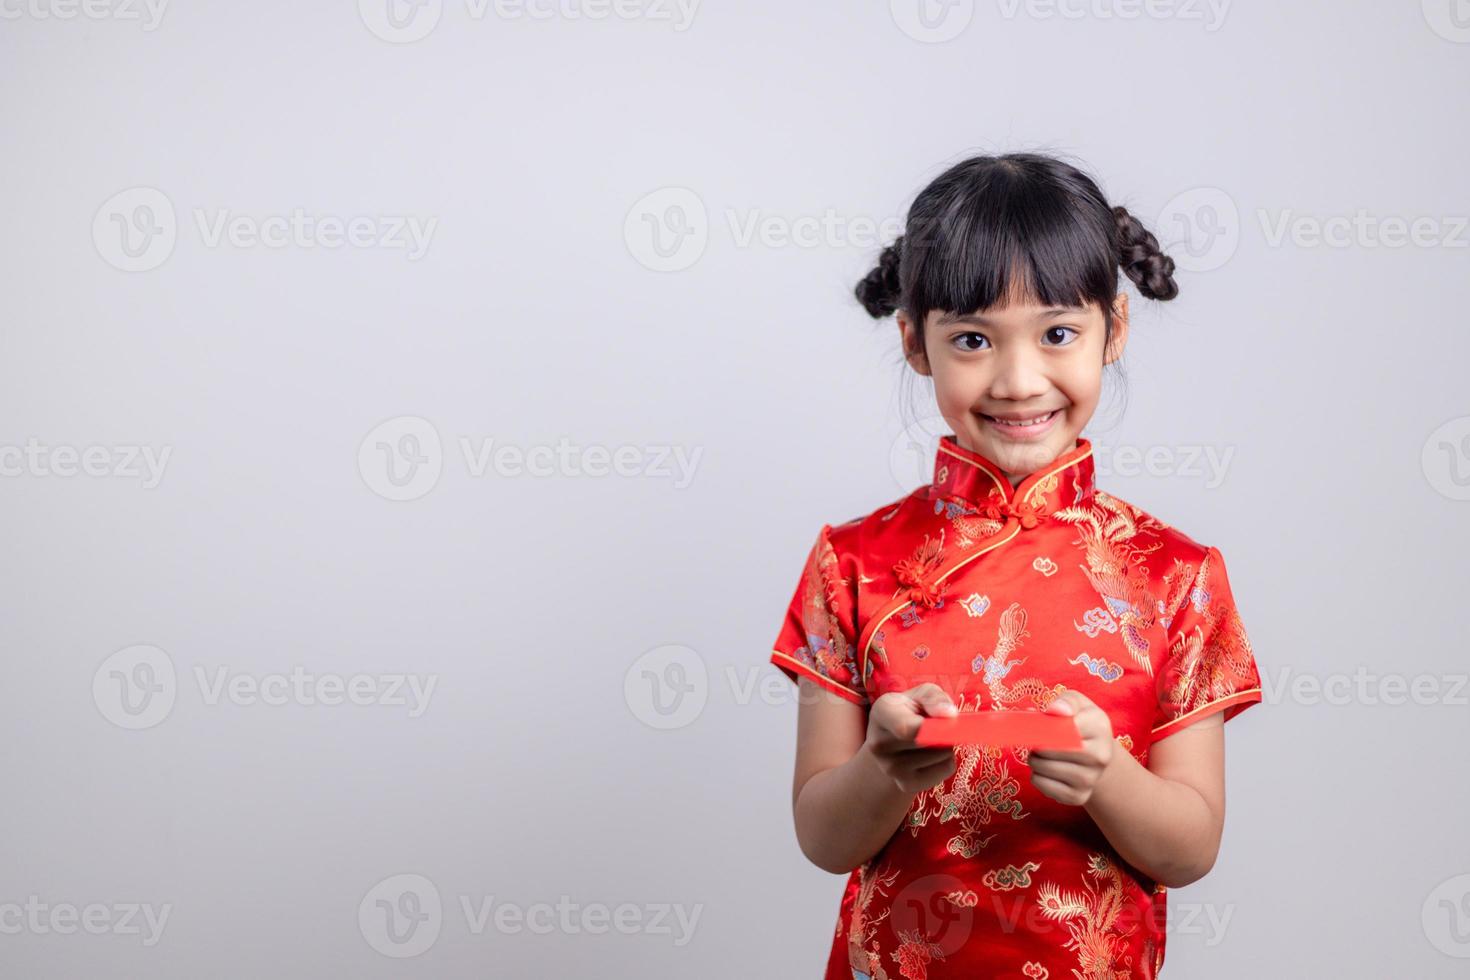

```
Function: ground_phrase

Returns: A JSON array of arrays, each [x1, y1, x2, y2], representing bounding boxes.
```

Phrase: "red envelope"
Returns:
[[915, 709, 1084, 750]]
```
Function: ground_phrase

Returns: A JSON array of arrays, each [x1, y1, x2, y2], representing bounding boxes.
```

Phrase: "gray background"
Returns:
[[3, 1, 1469, 976]]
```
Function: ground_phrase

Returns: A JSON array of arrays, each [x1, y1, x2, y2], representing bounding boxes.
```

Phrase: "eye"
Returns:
[[1043, 325, 1079, 346], [952, 332, 990, 352]]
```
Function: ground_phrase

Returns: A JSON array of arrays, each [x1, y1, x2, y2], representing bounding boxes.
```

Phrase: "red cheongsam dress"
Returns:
[[770, 434, 1263, 980]]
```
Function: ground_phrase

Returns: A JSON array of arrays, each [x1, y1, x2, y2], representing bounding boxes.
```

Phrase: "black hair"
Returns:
[[855, 152, 1178, 363]]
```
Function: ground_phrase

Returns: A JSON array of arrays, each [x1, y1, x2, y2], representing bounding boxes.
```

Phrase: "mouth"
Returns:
[[978, 408, 1061, 439]]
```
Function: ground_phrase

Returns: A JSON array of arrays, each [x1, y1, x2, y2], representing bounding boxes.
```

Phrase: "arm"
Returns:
[[789, 679, 958, 875], [1082, 710, 1227, 888]]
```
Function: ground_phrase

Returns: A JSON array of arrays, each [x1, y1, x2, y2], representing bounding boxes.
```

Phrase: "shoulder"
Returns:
[[1067, 487, 1217, 560], [1070, 488, 1232, 621], [819, 484, 943, 563]]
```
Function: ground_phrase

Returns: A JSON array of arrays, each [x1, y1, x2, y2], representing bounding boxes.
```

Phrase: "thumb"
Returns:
[[908, 684, 958, 717], [1045, 694, 1076, 716]]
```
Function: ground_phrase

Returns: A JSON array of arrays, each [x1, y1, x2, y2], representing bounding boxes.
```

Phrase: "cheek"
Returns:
[[1056, 358, 1103, 409], [932, 366, 987, 413]]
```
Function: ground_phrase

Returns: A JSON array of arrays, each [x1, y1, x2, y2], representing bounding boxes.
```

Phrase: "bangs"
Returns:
[[905, 167, 1117, 322]]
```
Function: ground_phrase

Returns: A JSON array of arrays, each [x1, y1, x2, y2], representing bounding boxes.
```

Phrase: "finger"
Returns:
[[912, 751, 956, 778], [1027, 758, 1092, 786], [1027, 747, 1090, 765], [1030, 772, 1086, 806], [1064, 690, 1096, 711], [906, 683, 958, 718], [897, 746, 955, 768]]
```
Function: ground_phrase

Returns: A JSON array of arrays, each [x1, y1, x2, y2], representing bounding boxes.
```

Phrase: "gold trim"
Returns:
[[936, 441, 1007, 500], [770, 650, 868, 704], [1020, 444, 1095, 506], [935, 439, 1095, 509], [1150, 688, 1262, 737], [859, 522, 1023, 681]]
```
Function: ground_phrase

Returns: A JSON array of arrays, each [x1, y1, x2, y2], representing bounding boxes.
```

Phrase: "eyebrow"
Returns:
[[936, 307, 1086, 327]]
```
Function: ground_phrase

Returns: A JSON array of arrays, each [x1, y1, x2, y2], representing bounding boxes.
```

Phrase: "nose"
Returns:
[[987, 344, 1050, 403]]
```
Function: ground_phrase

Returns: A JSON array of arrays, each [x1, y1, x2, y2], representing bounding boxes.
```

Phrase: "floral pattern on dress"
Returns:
[[770, 435, 1263, 978]]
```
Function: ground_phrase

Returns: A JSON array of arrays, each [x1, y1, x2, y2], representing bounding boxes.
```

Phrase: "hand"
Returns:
[[1027, 689, 1116, 807], [865, 683, 959, 796]]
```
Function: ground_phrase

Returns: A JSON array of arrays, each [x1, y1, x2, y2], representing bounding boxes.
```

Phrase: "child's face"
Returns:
[[899, 291, 1129, 486]]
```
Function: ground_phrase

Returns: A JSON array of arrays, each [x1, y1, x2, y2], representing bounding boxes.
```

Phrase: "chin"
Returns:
[[966, 421, 1074, 477]]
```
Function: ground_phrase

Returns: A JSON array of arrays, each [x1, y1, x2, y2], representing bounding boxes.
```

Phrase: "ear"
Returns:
[[1104, 292, 1129, 365], [898, 311, 931, 376]]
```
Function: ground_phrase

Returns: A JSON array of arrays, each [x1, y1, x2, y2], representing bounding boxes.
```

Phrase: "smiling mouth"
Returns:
[[980, 409, 1060, 429]]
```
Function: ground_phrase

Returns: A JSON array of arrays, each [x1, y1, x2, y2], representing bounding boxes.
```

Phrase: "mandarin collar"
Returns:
[[931, 433, 1096, 528]]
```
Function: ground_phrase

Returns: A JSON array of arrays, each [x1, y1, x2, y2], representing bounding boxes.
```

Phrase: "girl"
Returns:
[[770, 152, 1262, 980]]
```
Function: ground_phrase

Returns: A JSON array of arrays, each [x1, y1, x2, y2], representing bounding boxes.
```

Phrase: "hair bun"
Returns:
[[855, 236, 904, 318], [1113, 206, 1178, 301]]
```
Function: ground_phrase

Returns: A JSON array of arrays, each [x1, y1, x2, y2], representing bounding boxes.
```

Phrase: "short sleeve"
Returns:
[[769, 524, 869, 706], [1152, 545, 1263, 740]]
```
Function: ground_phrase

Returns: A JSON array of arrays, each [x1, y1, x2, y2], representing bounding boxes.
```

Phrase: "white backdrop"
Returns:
[[2, 2, 1468, 977]]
